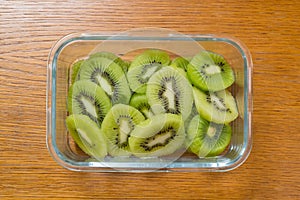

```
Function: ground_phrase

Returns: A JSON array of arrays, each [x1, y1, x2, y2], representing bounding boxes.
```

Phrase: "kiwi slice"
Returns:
[[89, 51, 129, 72], [187, 115, 231, 157], [127, 49, 170, 93], [101, 104, 145, 156], [67, 80, 112, 126], [187, 51, 235, 91], [129, 113, 185, 157], [70, 60, 84, 84], [147, 66, 193, 120], [193, 87, 238, 124], [78, 57, 131, 105], [170, 57, 190, 71], [129, 93, 153, 118], [66, 114, 107, 159]]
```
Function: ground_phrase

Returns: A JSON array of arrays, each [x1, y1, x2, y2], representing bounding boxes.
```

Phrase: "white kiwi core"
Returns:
[[146, 131, 172, 147], [119, 119, 132, 144], [80, 96, 98, 118], [205, 64, 221, 75], [163, 81, 176, 110], [96, 75, 113, 96], [77, 128, 93, 145], [207, 126, 217, 138]]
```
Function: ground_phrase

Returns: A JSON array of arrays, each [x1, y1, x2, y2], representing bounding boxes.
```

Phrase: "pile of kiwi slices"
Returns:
[[66, 49, 239, 160]]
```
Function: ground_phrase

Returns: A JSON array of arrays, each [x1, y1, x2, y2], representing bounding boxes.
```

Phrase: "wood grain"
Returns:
[[1, 0, 299, 199]]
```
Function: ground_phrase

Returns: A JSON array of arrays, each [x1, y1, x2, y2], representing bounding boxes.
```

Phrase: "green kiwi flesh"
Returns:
[[78, 57, 131, 104], [127, 49, 170, 93], [147, 67, 193, 120], [187, 51, 235, 91], [129, 113, 185, 157], [70, 60, 84, 84], [170, 57, 190, 71], [193, 87, 238, 124], [101, 104, 145, 156], [89, 51, 129, 72], [66, 114, 107, 159], [129, 93, 153, 118], [187, 115, 231, 157], [68, 80, 112, 126]]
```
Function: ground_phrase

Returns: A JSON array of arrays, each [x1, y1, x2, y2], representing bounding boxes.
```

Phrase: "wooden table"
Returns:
[[1, 0, 299, 199]]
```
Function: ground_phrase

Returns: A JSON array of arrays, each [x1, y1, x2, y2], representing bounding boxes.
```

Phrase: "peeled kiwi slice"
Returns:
[[187, 51, 235, 91], [129, 93, 153, 118], [66, 114, 107, 159], [89, 51, 129, 72], [127, 49, 170, 93], [101, 104, 145, 156], [187, 115, 231, 157], [193, 87, 238, 124], [129, 113, 185, 157], [78, 57, 131, 104], [70, 60, 84, 84], [147, 66, 193, 120], [67, 80, 112, 126]]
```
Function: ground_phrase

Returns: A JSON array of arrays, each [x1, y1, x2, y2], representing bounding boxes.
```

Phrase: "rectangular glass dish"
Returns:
[[46, 31, 252, 172]]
